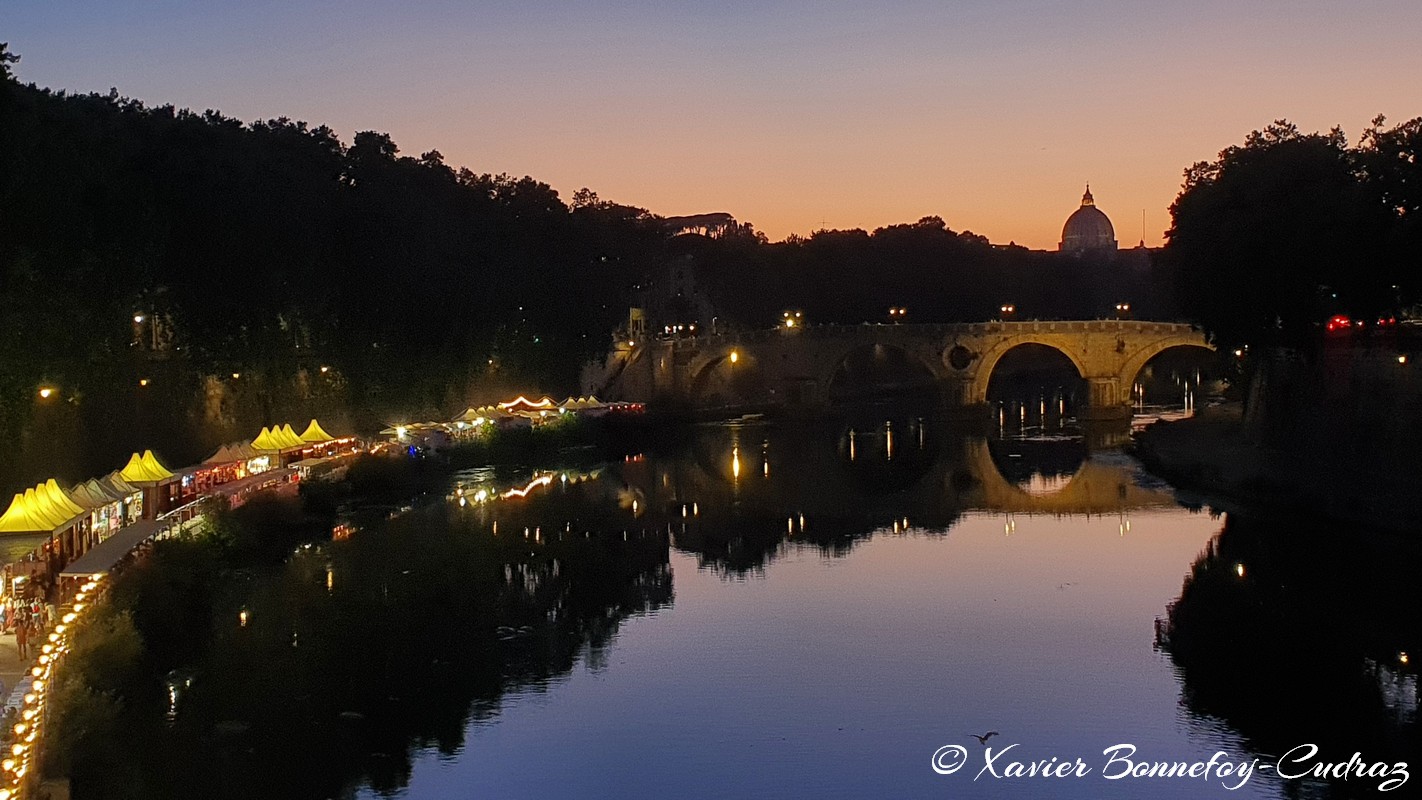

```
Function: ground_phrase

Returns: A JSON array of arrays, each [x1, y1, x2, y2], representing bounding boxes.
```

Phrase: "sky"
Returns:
[[5, 0, 1421, 248]]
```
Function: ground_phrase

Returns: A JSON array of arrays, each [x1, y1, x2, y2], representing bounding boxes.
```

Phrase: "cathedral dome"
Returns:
[[1059, 185, 1117, 253]]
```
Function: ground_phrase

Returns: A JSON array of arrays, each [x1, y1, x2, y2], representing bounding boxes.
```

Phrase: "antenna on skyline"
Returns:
[[1140, 209, 1146, 247]]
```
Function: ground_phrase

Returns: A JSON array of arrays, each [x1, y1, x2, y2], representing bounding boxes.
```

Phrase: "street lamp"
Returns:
[[999, 304, 1016, 320], [1114, 302, 1131, 319], [888, 307, 907, 322], [782, 310, 803, 329], [37, 387, 55, 400]]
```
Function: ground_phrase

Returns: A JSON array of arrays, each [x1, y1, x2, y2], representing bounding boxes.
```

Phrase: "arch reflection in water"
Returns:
[[642, 419, 1178, 575]]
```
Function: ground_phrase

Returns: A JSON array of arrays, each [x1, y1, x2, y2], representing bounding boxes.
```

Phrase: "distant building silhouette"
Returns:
[[1059, 185, 1117, 254]]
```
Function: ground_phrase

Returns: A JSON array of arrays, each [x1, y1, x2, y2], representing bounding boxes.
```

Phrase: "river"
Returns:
[[122, 414, 1419, 799]]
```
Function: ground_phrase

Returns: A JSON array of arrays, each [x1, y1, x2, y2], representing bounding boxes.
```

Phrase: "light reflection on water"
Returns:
[[141, 420, 1410, 800], [320, 420, 1416, 800], [377, 512, 1263, 800]]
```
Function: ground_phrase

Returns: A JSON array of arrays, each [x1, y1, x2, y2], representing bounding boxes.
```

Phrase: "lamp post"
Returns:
[[999, 304, 1016, 321], [1114, 302, 1131, 319]]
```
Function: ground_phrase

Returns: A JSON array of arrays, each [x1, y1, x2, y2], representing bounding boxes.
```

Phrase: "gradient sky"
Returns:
[[5, 0, 1421, 248]]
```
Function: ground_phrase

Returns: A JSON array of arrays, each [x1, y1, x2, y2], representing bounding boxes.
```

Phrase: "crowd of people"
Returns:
[[4, 588, 56, 659]]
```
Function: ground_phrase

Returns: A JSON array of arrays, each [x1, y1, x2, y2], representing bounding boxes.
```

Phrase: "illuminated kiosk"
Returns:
[[251, 424, 310, 468], [0, 480, 88, 570], [117, 450, 179, 519]]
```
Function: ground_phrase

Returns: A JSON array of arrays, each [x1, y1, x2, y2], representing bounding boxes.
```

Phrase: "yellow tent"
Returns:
[[299, 419, 336, 443], [0, 492, 58, 533], [0, 481, 85, 534], [141, 450, 174, 480], [29, 485, 77, 529], [279, 424, 307, 449], [118, 451, 175, 483], [43, 479, 88, 517], [118, 450, 175, 484], [251, 426, 284, 452]]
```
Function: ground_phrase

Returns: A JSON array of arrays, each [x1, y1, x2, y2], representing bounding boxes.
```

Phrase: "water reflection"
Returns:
[[619, 419, 1175, 575], [92, 420, 1416, 800], [155, 491, 671, 799], [1159, 515, 1420, 796]]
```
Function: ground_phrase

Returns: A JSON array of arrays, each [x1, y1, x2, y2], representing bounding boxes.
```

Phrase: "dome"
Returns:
[[1059, 185, 1117, 253]]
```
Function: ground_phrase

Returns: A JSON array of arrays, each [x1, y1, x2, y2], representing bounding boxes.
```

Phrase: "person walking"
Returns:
[[15, 618, 28, 661]]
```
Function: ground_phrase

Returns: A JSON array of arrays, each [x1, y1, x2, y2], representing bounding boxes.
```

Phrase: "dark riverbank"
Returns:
[[1132, 403, 1422, 534], [43, 415, 674, 799]]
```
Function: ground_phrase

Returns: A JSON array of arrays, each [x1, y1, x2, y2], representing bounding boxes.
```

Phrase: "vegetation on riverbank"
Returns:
[[43, 468, 670, 799], [1132, 401, 1422, 534]]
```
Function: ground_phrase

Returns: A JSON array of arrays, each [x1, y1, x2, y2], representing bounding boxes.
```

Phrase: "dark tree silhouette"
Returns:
[[1164, 119, 1421, 349]]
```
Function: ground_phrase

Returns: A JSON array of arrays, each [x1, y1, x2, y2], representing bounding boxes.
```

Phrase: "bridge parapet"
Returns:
[[675, 319, 1202, 342]]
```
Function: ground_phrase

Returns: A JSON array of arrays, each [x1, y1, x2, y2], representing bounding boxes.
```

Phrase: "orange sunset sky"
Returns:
[[6, 0, 1421, 249]]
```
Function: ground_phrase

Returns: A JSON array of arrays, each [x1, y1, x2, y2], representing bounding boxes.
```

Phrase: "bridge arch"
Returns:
[[688, 348, 771, 409], [967, 336, 1089, 406], [822, 342, 941, 402], [1118, 337, 1216, 394]]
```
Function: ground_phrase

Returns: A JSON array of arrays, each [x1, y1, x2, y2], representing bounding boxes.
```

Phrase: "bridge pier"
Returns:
[[1078, 376, 1131, 422]]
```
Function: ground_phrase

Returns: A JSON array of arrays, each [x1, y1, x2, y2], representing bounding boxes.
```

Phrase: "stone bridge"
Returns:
[[594, 320, 1211, 419]]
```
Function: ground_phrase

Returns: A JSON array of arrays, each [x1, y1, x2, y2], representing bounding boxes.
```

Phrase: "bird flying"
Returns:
[[970, 731, 999, 745]]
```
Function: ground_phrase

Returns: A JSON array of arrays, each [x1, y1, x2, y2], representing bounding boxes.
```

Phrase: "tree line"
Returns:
[[1165, 118, 1422, 348], [4, 40, 1417, 484]]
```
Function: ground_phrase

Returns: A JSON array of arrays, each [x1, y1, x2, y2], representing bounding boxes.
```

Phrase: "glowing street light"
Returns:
[[37, 387, 55, 400], [133, 314, 145, 324], [1114, 302, 1131, 318], [729, 350, 739, 364], [999, 304, 1016, 319]]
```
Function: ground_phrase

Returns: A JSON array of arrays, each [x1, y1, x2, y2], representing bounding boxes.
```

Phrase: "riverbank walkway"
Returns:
[[0, 468, 303, 707]]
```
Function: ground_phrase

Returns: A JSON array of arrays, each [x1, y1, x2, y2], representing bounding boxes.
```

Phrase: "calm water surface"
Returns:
[[184, 418, 1419, 799]]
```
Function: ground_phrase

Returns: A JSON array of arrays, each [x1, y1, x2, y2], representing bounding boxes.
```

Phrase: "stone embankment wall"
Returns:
[[1135, 342, 1422, 533]]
